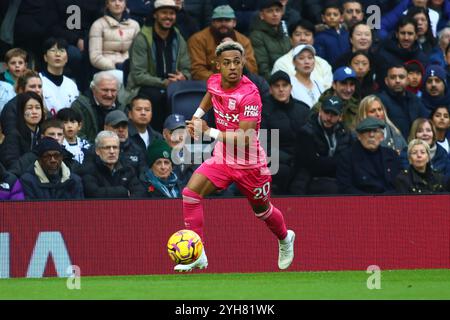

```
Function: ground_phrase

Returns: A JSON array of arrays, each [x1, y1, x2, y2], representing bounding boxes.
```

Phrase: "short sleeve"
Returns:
[[238, 89, 262, 122]]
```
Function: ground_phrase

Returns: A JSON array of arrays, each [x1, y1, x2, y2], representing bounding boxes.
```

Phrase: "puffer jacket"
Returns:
[[89, 15, 140, 70], [249, 18, 291, 80]]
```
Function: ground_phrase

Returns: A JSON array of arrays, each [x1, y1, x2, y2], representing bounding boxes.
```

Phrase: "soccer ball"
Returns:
[[167, 229, 203, 265]]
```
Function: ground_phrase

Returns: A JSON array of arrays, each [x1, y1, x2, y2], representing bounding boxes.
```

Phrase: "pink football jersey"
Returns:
[[207, 74, 267, 168]]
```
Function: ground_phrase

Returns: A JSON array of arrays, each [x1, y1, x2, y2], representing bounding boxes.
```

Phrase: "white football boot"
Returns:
[[278, 230, 295, 270], [174, 249, 208, 272]]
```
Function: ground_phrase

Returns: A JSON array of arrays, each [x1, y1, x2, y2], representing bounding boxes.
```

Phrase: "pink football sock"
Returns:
[[256, 204, 288, 240], [182, 188, 204, 240]]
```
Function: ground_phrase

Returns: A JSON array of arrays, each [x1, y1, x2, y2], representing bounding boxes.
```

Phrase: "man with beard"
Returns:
[[187, 5, 258, 81], [127, 0, 191, 133], [421, 65, 450, 116]]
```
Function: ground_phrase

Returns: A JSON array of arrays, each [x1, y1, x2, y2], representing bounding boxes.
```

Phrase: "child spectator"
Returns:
[[56, 108, 91, 164], [0, 48, 28, 86], [405, 60, 425, 97], [314, 1, 351, 65]]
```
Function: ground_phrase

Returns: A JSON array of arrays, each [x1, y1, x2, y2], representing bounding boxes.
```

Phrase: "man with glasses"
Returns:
[[71, 70, 124, 143], [80, 130, 146, 198], [19, 137, 84, 199], [336, 117, 402, 194]]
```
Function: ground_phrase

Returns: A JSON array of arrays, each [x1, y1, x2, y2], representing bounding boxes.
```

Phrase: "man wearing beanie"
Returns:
[[421, 64, 450, 115], [19, 137, 84, 200], [139, 139, 181, 198]]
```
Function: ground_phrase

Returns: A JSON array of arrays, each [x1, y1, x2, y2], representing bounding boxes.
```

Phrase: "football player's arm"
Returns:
[[193, 92, 213, 118]]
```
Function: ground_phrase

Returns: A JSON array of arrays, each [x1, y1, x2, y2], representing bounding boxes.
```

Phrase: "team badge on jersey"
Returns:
[[228, 99, 236, 111]]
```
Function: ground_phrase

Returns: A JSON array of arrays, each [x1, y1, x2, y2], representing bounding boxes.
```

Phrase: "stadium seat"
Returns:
[[167, 80, 215, 128]]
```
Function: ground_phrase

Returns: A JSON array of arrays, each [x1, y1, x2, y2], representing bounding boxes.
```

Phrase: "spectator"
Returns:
[[127, 95, 163, 154], [375, 17, 428, 88], [429, 27, 450, 66], [162, 113, 197, 189], [140, 139, 181, 198], [8, 119, 77, 179], [261, 71, 310, 194], [406, 6, 437, 55], [213, 0, 259, 35], [312, 66, 360, 131], [333, 22, 374, 71], [13, 0, 58, 69], [400, 117, 450, 176], [348, 50, 379, 99], [249, 0, 291, 80], [0, 92, 44, 169], [314, 1, 351, 66], [271, 19, 333, 90], [103, 109, 147, 175], [0, 162, 25, 200], [127, 0, 191, 132], [89, 0, 140, 83], [71, 71, 124, 143], [20, 137, 84, 200], [52, 0, 104, 92], [80, 130, 146, 198], [430, 105, 450, 152], [404, 59, 425, 97], [289, 44, 324, 108], [278, 0, 301, 34], [0, 70, 43, 136], [429, 0, 450, 31], [395, 138, 450, 193], [341, 0, 365, 30], [379, 0, 440, 40], [377, 63, 428, 139], [0, 81, 15, 113], [56, 108, 91, 164], [337, 116, 402, 194], [0, 48, 28, 86], [39, 37, 79, 116], [290, 95, 353, 195], [421, 64, 450, 115], [174, 0, 200, 40], [188, 4, 258, 80], [357, 95, 407, 155], [128, 0, 154, 26]]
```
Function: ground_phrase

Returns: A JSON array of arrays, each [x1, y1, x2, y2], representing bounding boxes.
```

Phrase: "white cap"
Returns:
[[292, 44, 316, 59]]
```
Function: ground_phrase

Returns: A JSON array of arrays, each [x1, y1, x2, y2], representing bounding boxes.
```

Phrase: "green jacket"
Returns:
[[127, 25, 191, 91], [249, 19, 291, 81], [71, 93, 125, 144], [311, 88, 360, 132]]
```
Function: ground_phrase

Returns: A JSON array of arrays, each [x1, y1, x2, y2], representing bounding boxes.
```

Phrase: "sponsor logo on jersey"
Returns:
[[214, 109, 240, 123], [243, 105, 259, 117]]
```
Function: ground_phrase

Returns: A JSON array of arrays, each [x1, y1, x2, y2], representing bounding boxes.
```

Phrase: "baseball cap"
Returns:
[[321, 96, 344, 115], [164, 113, 186, 131], [154, 0, 177, 11], [355, 117, 386, 133], [212, 5, 236, 19], [292, 44, 316, 59], [269, 70, 291, 85], [260, 0, 283, 10], [105, 110, 129, 127], [333, 66, 357, 82]]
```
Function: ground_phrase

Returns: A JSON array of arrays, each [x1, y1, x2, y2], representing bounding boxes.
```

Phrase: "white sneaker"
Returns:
[[278, 230, 295, 270], [174, 249, 208, 272]]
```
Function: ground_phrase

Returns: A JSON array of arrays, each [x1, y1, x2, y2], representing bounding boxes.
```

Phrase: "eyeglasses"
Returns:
[[99, 145, 119, 151], [41, 152, 63, 160], [47, 48, 67, 54]]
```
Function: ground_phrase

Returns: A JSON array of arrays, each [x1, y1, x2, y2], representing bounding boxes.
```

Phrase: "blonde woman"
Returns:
[[89, 0, 140, 83], [400, 118, 450, 177], [394, 139, 450, 194], [357, 95, 407, 154]]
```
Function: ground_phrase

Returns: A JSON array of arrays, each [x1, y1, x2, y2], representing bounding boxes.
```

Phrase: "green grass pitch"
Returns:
[[1, 269, 450, 300]]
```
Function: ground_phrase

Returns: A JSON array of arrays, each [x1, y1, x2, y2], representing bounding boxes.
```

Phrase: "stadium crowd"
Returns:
[[2, 0, 450, 200]]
